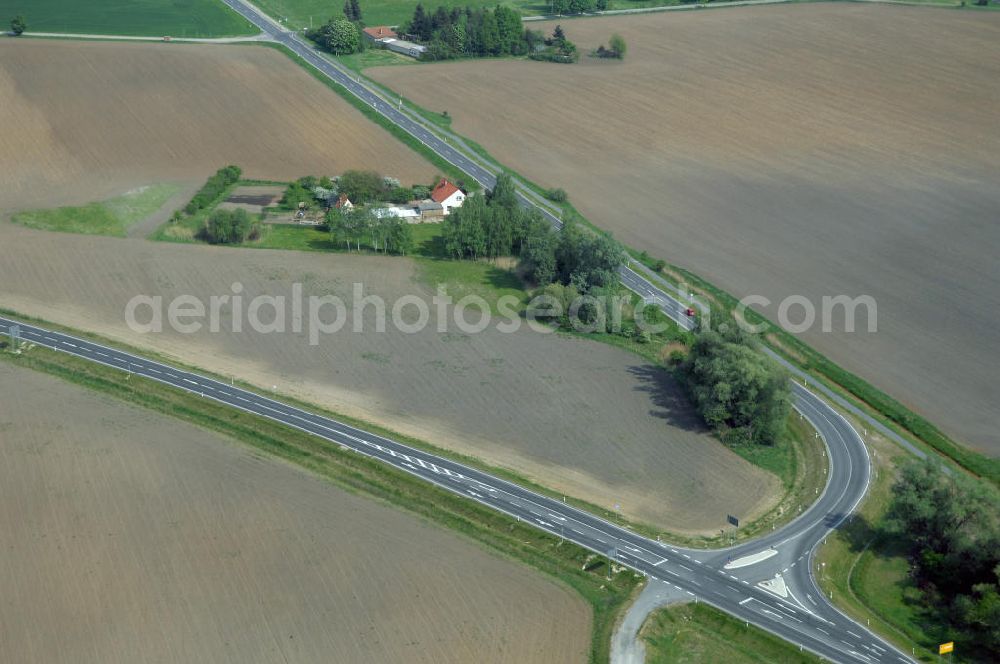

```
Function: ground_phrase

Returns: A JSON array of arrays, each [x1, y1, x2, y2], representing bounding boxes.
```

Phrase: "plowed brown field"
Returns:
[[0, 361, 590, 663], [367, 4, 1000, 455], [0, 39, 436, 215], [0, 223, 780, 534]]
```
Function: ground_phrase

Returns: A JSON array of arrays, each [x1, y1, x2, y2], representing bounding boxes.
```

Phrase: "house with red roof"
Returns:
[[429, 179, 466, 215], [363, 26, 397, 43], [333, 194, 353, 210]]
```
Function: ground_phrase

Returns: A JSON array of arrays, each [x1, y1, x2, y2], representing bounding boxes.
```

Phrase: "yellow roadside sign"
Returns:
[[939, 642, 954, 654]]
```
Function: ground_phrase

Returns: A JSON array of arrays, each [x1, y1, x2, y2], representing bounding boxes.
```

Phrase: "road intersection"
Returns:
[[0, 316, 913, 664]]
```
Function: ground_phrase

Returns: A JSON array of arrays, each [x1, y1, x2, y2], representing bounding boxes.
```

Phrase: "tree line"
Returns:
[[550, 0, 608, 14], [402, 4, 578, 62], [306, 0, 366, 55], [185, 165, 242, 216], [442, 172, 623, 291], [885, 459, 1000, 657], [327, 206, 414, 255], [281, 171, 438, 210]]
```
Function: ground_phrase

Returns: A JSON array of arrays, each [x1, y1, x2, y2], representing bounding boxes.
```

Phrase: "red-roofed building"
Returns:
[[333, 194, 353, 210], [430, 179, 465, 215], [363, 26, 397, 42]]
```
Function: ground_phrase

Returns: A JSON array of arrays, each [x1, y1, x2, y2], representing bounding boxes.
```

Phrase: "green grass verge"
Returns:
[[0, 0, 256, 37], [416, 256, 531, 314], [641, 602, 822, 663], [338, 47, 420, 71], [0, 334, 640, 664], [10, 184, 179, 237], [246, 218, 445, 255]]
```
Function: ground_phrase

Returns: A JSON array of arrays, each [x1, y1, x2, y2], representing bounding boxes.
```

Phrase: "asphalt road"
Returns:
[[0, 316, 912, 664], [1, 3, 914, 661]]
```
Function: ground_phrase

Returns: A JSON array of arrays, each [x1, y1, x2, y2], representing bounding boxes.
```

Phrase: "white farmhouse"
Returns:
[[430, 179, 466, 215]]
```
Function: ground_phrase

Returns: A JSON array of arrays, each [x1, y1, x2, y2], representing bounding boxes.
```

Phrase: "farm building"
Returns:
[[363, 26, 397, 43], [333, 194, 353, 210], [430, 179, 466, 215], [382, 38, 427, 59], [373, 205, 421, 222], [416, 200, 444, 220]]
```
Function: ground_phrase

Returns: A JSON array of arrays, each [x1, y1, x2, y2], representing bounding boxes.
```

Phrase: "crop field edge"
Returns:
[[17, 7, 994, 485], [347, 51, 998, 486], [0, 304, 822, 548], [250, 41, 477, 191], [0, 330, 638, 664]]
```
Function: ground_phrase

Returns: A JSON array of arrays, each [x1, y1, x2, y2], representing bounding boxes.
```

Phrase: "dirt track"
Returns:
[[368, 4, 1000, 455], [0, 361, 590, 663], [0, 39, 436, 215], [0, 223, 780, 533]]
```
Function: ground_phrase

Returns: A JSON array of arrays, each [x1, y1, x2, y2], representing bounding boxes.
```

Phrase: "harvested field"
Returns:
[[367, 4, 1000, 455], [0, 223, 781, 534], [0, 361, 590, 663], [0, 39, 435, 216]]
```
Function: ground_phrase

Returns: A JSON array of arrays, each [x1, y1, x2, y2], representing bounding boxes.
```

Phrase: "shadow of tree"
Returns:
[[416, 233, 446, 258], [626, 364, 704, 433], [483, 265, 523, 291]]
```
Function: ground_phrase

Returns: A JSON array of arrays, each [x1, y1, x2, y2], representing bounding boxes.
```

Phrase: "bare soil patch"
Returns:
[[0, 361, 590, 664], [367, 4, 1000, 455], [219, 185, 286, 214], [0, 39, 435, 216], [0, 223, 780, 534]]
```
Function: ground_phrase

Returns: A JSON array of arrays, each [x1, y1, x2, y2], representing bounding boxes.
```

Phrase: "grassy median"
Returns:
[[641, 602, 822, 664]]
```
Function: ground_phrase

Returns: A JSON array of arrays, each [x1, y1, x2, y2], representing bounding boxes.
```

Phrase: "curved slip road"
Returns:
[[0, 316, 913, 664]]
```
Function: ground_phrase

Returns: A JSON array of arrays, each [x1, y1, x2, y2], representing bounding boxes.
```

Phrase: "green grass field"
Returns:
[[249, 0, 772, 30], [641, 602, 822, 663], [0, 0, 256, 37], [242, 222, 531, 314], [11, 184, 179, 236], [254, 0, 533, 30]]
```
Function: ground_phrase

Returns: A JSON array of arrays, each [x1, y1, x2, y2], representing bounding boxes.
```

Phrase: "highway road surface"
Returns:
[[0, 316, 914, 664]]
